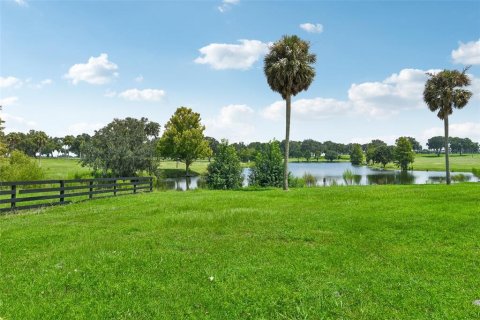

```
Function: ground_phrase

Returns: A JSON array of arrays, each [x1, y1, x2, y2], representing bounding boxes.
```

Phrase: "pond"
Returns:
[[155, 162, 479, 191]]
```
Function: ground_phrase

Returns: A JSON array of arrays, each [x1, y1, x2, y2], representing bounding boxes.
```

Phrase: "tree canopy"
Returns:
[[206, 140, 243, 190]]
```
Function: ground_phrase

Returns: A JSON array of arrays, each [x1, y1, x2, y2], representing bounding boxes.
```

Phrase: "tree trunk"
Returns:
[[185, 162, 190, 177], [283, 95, 291, 191], [444, 115, 451, 185]]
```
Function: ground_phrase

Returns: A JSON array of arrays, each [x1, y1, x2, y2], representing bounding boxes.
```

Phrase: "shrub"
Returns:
[[0, 150, 45, 181], [206, 140, 243, 190], [302, 172, 317, 187], [248, 140, 284, 188], [324, 150, 339, 162]]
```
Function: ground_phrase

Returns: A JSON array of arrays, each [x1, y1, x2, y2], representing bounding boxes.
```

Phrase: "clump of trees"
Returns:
[[248, 140, 284, 188], [157, 107, 211, 177], [349, 144, 364, 165], [393, 137, 415, 171], [81, 117, 160, 177], [206, 140, 243, 190]]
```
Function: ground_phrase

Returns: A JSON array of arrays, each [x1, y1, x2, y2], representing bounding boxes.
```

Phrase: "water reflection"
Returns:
[[155, 162, 478, 191]]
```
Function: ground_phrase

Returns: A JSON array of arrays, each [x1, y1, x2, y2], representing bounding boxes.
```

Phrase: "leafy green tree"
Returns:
[[248, 140, 284, 188], [349, 144, 364, 165], [157, 107, 211, 176], [0, 150, 45, 181], [205, 136, 220, 162], [81, 117, 160, 177], [324, 150, 339, 162], [372, 145, 393, 168], [406, 137, 422, 152], [264, 35, 316, 190], [394, 137, 415, 171], [70, 134, 91, 158], [427, 136, 444, 156], [0, 105, 6, 156], [424, 68, 472, 184], [206, 140, 243, 190], [62, 135, 75, 157]]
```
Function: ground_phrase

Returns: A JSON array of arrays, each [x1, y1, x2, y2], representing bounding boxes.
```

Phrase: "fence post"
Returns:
[[60, 180, 65, 203], [113, 179, 117, 196], [133, 178, 137, 194], [89, 181, 93, 199], [149, 177, 153, 192], [11, 185, 16, 209]]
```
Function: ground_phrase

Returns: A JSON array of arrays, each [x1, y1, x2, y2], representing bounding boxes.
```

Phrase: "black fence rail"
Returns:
[[0, 177, 153, 213]]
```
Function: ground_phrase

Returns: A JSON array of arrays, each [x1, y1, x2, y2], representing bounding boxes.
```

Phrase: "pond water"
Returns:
[[155, 162, 479, 191]]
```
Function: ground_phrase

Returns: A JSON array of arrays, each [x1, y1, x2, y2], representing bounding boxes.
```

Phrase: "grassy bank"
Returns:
[[375, 153, 480, 172], [1, 185, 479, 319]]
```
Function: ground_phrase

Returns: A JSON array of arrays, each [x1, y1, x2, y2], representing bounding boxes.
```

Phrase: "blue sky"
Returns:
[[1, 0, 479, 146]]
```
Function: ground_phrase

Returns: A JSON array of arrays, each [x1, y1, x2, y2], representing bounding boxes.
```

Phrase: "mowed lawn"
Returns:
[[1, 185, 480, 319], [383, 153, 480, 172]]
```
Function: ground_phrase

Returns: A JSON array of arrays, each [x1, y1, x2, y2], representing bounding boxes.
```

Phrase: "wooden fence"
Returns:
[[0, 177, 153, 213]]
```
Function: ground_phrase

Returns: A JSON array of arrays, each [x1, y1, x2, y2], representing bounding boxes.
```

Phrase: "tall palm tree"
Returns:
[[423, 68, 472, 185], [264, 35, 316, 190]]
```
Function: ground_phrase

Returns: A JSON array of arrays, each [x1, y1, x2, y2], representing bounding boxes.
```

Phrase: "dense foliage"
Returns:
[[248, 140, 284, 187], [81, 117, 160, 177], [393, 137, 415, 171], [324, 150, 339, 162], [349, 144, 364, 165], [157, 107, 211, 176], [206, 140, 243, 190], [0, 150, 45, 181]]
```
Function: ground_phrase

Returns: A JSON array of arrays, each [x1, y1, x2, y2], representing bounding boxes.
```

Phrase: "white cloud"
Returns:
[[218, 0, 240, 13], [0, 112, 36, 129], [0, 96, 19, 106], [34, 78, 53, 89], [194, 39, 269, 70], [0, 76, 22, 88], [134, 75, 144, 83], [262, 98, 350, 121], [452, 39, 480, 65], [205, 104, 255, 142], [118, 88, 166, 101], [66, 122, 104, 135], [13, 0, 28, 7], [299, 23, 324, 34], [423, 122, 480, 141], [64, 53, 119, 85]]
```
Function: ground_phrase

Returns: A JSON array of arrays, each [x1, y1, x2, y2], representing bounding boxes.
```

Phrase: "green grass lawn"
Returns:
[[378, 153, 480, 172], [37, 158, 91, 180], [1, 185, 479, 319]]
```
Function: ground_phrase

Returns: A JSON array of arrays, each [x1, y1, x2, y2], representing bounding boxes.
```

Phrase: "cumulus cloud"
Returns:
[[118, 88, 166, 101], [205, 104, 255, 142], [261, 68, 475, 121], [65, 53, 119, 85], [13, 0, 28, 6], [194, 39, 269, 70], [0, 96, 19, 106], [452, 39, 480, 65], [423, 122, 480, 141], [218, 0, 239, 13], [134, 75, 144, 83], [34, 78, 53, 89], [0, 76, 22, 88], [299, 23, 324, 34]]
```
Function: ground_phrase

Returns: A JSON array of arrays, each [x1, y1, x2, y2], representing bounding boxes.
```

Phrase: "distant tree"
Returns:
[[249, 140, 284, 188], [63, 135, 75, 157], [301, 139, 321, 162], [427, 136, 445, 156], [206, 140, 243, 190], [406, 137, 422, 152], [81, 117, 160, 177], [70, 134, 91, 158], [264, 35, 316, 190], [324, 150, 339, 162], [157, 107, 211, 176], [205, 137, 220, 162], [394, 137, 415, 171], [372, 145, 393, 168], [0, 105, 6, 156], [424, 68, 472, 184], [349, 144, 364, 165]]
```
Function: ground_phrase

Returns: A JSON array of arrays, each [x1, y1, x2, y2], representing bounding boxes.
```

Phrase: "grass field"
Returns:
[[1, 185, 479, 319], [378, 153, 480, 172]]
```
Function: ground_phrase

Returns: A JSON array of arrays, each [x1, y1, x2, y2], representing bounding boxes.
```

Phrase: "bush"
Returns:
[[248, 140, 284, 188], [324, 150, 339, 162], [0, 150, 45, 181], [206, 140, 243, 190]]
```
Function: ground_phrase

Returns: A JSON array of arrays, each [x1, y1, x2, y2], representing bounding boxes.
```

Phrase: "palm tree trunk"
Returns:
[[444, 115, 450, 185], [283, 94, 291, 191]]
